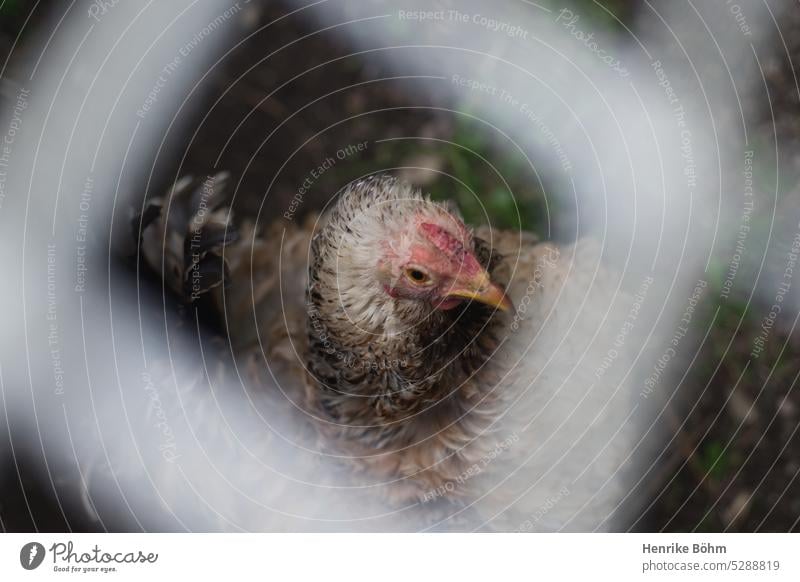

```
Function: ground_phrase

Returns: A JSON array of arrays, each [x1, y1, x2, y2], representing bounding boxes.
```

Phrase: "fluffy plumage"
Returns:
[[137, 173, 638, 529]]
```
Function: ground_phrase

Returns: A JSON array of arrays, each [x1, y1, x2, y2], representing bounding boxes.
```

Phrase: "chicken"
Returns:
[[136, 173, 638, 530]]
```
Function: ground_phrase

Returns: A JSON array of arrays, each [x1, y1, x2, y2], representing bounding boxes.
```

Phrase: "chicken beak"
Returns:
[[444, 271, 513, 312]]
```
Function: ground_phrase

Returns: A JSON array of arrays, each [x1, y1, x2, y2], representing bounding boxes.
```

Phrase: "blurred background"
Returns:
[[0, 0, 799, 532]]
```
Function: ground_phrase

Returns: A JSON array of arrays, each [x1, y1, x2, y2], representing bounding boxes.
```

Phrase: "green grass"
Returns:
[[424, 115, 550, 236], [0, 0, 22, 16], [342, 113, 551, 236], [436, 140, 545, 233], [698, 440, 731, 482]]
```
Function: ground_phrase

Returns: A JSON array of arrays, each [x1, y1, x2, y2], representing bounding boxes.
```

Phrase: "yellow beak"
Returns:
[[444, 271, 513, 312]]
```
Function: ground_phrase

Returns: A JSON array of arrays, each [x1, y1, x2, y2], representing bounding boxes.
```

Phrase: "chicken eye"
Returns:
[[405, 268, 431, 285]]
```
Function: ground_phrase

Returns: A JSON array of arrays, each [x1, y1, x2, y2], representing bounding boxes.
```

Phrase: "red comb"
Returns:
[[419, 222, 482, 277]]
